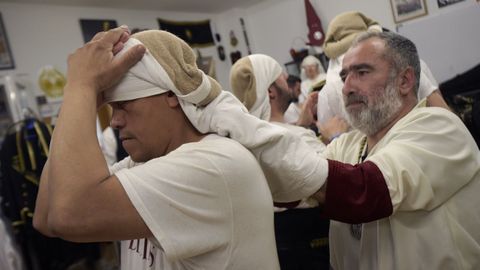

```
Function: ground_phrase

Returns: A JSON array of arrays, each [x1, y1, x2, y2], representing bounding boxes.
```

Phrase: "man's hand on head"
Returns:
[[65, 25, 146, 95]]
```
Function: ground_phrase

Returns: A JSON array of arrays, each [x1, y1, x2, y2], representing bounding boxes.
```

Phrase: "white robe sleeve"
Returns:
[[180, 91, 328, 202]]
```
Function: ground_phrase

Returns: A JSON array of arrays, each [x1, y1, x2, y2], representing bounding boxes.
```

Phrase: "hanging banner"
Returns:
[[158, 18, 214, 47], [79, 19, 118, 43], [304, 0, 325, 46]]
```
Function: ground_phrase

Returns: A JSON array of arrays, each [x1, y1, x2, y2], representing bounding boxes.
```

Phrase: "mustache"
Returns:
[[344, 94, 368, 106]]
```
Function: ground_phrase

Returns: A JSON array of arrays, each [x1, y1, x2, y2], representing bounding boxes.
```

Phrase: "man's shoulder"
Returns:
[[134, 135, 261, 180], [183, 134, 247, 152], [400, 105, 463, 129], [170, 134, 255, 163], [385, 105, 474, 150]]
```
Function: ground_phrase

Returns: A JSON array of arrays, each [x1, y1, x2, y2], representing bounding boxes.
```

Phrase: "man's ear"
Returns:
[[165, 91, 180, 108], [398, 67, 416, 96], [268, 87, 275, 100]]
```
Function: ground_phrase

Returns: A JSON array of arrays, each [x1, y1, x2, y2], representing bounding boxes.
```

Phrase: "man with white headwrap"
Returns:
[[230, 53, 331, 268], [299, 55, 326, 104], [33, 27, 279, 269], [230, 53, 326, 153], [317, 11, 449, 126]]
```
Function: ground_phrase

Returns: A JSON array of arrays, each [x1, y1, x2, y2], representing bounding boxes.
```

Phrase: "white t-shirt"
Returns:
[[110, 135, 279, 270], [317, 56, 438, 125], [323, 101, 480, 270]]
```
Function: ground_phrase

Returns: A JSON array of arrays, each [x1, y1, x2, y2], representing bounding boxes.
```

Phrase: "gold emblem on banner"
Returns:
[[38, 66, 66, 98]]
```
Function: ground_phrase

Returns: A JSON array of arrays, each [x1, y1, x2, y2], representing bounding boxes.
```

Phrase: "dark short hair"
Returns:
[[352, 31, 421, 94], [286, 75, 301, 87]]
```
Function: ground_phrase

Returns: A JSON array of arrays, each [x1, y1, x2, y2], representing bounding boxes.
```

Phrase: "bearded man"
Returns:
[[185, 31, 480, 270], [315, 31, 480, 270]]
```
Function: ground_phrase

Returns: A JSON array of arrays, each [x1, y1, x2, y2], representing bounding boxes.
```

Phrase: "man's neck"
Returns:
[[269, 112, 285, 123], [269, 102, 288, 123], [165, 118, 207, 155]]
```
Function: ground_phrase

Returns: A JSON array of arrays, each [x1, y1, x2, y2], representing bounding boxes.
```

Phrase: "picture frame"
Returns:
[[390, 0, 428, 23], [438, 0, 465, 8], [0, 13, 15, 70]]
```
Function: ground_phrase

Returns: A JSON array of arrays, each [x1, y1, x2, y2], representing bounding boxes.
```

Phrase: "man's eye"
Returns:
[[339, 73, 347, 82], [358, 70, 369, 76]]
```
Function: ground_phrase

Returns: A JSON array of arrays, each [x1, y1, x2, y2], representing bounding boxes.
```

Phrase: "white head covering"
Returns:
[[104, 30, 220, 106], [230, 54, 282, 120], [104, 39, 169, 102], [301, 55, 325, 72]]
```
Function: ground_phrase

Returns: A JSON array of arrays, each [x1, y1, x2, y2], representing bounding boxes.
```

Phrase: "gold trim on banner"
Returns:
[[25, 139, 36, 170], [15, 131, 25, 172], [33, 121, 49, 157]]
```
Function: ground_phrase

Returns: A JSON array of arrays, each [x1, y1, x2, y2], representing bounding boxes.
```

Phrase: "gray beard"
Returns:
[[344, 82, 402, 136]]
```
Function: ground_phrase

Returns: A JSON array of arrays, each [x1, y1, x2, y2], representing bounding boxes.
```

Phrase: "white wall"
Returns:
[[244, 0, 308, 67], [211, 8, 252, 91], [0, 0, 477, 98], [243, 0, 399, 68], [396, 2, 480, 82], [0, 2, 232, 94], [242, 0, 479, 82]]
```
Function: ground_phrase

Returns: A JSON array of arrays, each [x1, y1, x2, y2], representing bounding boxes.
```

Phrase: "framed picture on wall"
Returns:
[[390, 0, 428, 23], [438, 0, 465, 8], [0, 13, 15, 70]]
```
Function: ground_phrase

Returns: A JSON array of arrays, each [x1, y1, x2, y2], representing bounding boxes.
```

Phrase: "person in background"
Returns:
[[299, 55, 326, 104], [284, 75, 302, 124], [230, 53, 331, 269], [230, 54, 327, 153], [33, 27, 279, 270], [284, 75, 349, 144]]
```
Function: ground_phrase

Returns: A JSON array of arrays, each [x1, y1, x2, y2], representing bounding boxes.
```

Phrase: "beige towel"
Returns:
[[323, 11, 381, 59], [104, 30, 221, 106], [230, 54, 282, 120]]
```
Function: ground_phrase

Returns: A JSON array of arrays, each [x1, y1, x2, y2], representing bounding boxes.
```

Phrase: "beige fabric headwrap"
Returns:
[[104, 30, 221, 106], [229, 54, 282, 120], [323, 11, 381, 59]]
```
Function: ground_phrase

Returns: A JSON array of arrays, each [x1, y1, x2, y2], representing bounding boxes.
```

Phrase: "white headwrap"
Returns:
[[249, 54, 282, 120], [104, 30, 221, 108], [229, 54, 282, 121], [104, 38, 212, 105]]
